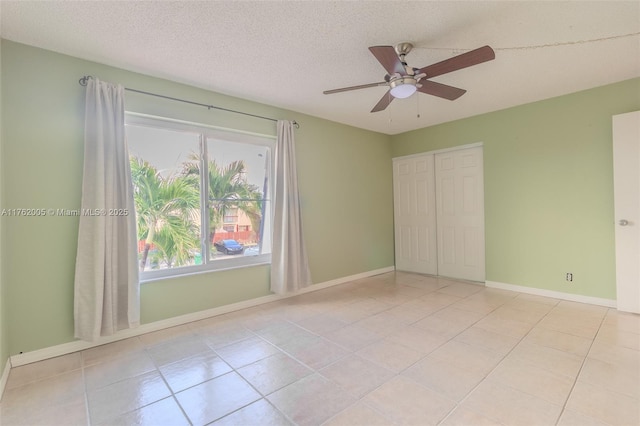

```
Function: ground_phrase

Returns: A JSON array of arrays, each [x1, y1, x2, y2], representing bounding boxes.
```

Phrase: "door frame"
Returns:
[[393, 142, 484, 162]]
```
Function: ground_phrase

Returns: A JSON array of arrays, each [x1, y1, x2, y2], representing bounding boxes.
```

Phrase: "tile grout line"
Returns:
[[147, 343, 195, 426], [553, 308, 609, 426], [206, 322, 308, 425], [152, 326, 267, 426], [80, 352, 91, 426], [322, 281, 515, 426], [437, 294, 563, 425], [263, 277, 459, 425]]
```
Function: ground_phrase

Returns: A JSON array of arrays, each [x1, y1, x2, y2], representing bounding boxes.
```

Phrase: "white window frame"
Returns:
[[125, 112, 275, 282]]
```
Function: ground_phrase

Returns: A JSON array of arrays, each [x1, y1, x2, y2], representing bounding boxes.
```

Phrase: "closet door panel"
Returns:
[[393, 155, 438, 275], [435, 147, 485, 281]]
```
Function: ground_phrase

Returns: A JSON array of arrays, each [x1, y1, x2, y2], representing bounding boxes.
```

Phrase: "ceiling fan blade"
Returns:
[[418, 45, 495, 79], [418, 80, 467, 100], [369, 46, 406, 75], [323, 81, 387, 95], [371, 90, 394, 112]]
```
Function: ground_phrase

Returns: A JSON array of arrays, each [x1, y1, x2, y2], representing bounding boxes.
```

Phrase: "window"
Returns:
[[126, 114, 274, 280], [223, 208, 239, 223]]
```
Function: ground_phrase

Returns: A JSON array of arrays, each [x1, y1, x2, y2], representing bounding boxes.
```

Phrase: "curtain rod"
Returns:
[[78, 76, 299, 128]]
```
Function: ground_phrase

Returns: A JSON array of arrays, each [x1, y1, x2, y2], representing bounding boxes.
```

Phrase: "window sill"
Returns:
[[139, 254, 271, 284]]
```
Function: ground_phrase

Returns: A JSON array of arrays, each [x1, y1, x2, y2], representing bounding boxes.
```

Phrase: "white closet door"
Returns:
[[435, 147, 485, 281], [393, 155, 438, 275]]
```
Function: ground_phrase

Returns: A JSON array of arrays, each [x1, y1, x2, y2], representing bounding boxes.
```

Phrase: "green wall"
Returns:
[[0, 40, 394, 354], [0, 34, 8, 378], [391, 78, 640, 300]]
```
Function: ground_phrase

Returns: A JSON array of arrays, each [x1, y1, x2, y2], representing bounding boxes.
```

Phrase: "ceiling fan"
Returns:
[[323, 42, 495, 112]]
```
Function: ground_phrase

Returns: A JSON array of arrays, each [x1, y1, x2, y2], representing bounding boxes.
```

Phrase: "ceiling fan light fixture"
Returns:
[[389, 77, 417, 98]]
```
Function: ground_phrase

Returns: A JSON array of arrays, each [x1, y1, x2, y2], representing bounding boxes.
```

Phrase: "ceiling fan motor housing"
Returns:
[[389, 76, 417, 88], [395, 42, 414, 57]]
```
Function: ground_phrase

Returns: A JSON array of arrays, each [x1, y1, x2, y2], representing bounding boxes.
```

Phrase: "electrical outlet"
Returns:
[[566, 273, 573, 282]]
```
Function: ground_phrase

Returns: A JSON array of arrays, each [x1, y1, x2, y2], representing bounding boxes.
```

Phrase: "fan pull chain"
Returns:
[[387, 92, 393, 127]]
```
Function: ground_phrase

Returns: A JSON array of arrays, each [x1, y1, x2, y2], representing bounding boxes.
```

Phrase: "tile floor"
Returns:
[[1, 272, 639, 425]]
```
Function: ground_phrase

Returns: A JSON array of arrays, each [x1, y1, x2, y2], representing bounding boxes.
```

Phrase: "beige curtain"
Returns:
[[270, 120, 312, 294], [74, 78, 139, 341]]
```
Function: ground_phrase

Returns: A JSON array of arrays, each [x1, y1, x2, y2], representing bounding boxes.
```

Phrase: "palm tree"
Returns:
[[130, 157, 200, 271], [183, 155, 263, 247]]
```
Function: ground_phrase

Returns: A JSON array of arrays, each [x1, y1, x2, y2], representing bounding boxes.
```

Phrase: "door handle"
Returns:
[[619, 219, 630, 226]]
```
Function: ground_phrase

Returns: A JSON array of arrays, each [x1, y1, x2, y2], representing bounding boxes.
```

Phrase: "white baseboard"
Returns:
[[485, 280, 617, 308], [0, 357, 11, 401], [10, 266, 395, 368]]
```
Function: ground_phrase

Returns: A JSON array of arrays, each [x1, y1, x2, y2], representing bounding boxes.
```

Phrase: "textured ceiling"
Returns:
[[1, 1, 639, 134]]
